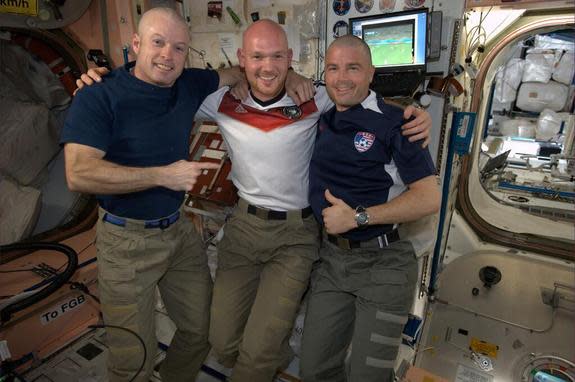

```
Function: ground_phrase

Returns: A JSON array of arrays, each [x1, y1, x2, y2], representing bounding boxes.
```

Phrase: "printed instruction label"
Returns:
[[455, 364, 493, 382], [0, 0, 38, 16], [458, 114, 469, 138], [470, 337, 498, 358], [40, 294, 86, 325]]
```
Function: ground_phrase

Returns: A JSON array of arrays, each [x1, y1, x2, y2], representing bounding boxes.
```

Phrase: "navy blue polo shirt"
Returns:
[[60, 62, 219, 220], [309, 91, 436, 241]]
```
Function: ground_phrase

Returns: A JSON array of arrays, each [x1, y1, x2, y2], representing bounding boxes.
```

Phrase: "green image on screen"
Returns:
[[363, 21, 414, 66]]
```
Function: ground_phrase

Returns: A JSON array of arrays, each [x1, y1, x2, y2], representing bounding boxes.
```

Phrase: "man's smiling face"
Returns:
[[132, 10, 189, 87], [238, 20, 293, 101]]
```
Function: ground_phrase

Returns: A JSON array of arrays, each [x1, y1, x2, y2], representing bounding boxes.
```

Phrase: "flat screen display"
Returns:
[[349, 9, 427, 70]]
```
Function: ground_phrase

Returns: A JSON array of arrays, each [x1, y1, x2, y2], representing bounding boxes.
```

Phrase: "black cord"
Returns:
[[8, 370, 29, 382], [0, 269, 36, 273], [88, 324, 146, 382], [55, 239, 95, 273], [0, 353, 33, 382], [68, 282, 100, 304], [22, 240, 96, 295], [0, 242, 78, 324]]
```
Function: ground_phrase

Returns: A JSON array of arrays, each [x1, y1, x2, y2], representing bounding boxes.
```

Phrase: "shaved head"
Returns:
[[327, 35, 373, 65], [138, 7, 189, 40], [242, 19, 289, 50]]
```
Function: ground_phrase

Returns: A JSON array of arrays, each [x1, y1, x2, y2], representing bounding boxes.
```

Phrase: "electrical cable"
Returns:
[[0, 269, 36, 273], [55, 239, 94, 273], [13, 239, 95, 296], [0, 353, 33, 382], [0, 370, 29, 382], [0, 242, 78, 324], [68, 281, 100, 304], [6, 370, 28, 382], [0, 264, 61, 300], [480, 7, 493, 26], [89, 324, 146, 382]]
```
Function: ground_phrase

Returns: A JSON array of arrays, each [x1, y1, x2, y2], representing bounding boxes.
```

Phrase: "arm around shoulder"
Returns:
[[216, 66, 245, 88], [384, 99, 432, 147]]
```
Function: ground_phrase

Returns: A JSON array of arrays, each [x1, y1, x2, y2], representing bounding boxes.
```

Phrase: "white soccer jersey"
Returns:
[[197, 86, 333, 210]]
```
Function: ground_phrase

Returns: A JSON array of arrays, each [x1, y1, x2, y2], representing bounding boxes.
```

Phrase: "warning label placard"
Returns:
[[0, 0, 38, 16]]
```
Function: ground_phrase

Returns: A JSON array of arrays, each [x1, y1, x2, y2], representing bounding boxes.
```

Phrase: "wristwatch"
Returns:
[[355, 206, 369, 228]]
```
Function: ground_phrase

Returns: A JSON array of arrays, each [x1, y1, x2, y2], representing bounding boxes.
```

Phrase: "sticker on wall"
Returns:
[[333, 0, 351, 16], [207, 1, 223, 20], [404, 0, 425, 8], [333, 20, 349, 38], [355, 0, 374, 13], [454, 364, 493, 382], [379, 0, 396, 12]]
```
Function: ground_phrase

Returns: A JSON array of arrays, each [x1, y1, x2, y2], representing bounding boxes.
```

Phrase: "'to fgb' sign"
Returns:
[[40, 295, 87, 325]]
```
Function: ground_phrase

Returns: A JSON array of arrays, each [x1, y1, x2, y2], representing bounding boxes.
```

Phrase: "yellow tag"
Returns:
[[0, 0, 38, 16], [470, 337, 498, 358]]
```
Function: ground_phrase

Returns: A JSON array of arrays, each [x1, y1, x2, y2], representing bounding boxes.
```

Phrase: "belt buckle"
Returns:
[[327, 234, 352, 250], [341, 238, 352, 250]]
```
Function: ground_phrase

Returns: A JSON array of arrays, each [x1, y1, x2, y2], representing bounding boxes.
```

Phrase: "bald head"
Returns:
[[328, 35, 373, 65], [242, 19, 288, 50], [138, 7, 189, 41]]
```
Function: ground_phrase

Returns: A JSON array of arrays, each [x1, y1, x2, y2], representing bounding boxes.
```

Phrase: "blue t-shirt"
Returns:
[[309, 92, 436, 241], [60, 62, 219, 219]]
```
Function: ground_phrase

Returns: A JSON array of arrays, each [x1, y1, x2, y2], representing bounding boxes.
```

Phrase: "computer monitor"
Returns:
[[349, 8, 428, 73]]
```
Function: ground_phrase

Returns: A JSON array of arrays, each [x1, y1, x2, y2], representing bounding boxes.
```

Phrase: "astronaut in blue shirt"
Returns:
[[301, 35, 441, 382], [61, 8, 248, 382]]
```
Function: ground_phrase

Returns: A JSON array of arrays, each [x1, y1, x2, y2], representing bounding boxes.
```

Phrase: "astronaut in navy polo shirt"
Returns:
[[300, 35, 441, 382], [61, 8, 250, 382]]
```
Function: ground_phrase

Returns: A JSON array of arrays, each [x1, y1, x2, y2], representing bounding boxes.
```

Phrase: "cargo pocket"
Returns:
[[96, 220, 142, 263], [365, 268, 413, 310], [98, 259, 137, 304]]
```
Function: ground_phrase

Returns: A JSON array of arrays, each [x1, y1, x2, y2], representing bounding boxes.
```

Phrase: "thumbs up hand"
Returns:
[[322, 189, 356, 235]]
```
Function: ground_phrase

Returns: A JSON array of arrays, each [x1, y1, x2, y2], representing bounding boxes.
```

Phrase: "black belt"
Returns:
[[102, 210, 180, 229], [326, 229, 400, 250], [246, 204, 313, 220]]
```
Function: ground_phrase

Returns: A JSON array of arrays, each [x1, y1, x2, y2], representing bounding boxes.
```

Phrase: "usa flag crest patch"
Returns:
[[354, 132, 375, 152]]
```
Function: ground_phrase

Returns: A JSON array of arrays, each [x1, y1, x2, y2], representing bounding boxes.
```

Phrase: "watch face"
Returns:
[[356, 211, 369, 226], [355, 205, 369, 227]]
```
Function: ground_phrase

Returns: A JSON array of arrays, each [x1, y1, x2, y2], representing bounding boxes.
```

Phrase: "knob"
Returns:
[[479, 266, 502, 288]]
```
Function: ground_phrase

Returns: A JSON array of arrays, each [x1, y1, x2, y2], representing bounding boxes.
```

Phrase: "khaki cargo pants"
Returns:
[[210, 199, 320, 382], [300, 238, 418, 382], [96, 208, 212, 382]]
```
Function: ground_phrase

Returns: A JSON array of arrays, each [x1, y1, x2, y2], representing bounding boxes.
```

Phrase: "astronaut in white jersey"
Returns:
[[195, 20, 431, 382]]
